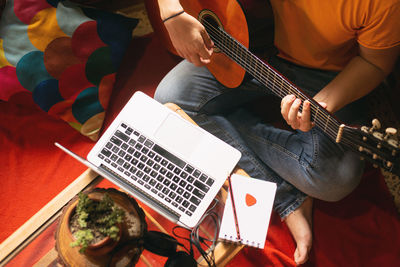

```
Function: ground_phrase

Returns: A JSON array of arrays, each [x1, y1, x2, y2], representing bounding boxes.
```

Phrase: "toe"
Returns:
[[294, 243, 310, 265]]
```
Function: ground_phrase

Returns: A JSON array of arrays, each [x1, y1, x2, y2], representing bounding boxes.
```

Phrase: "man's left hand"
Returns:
[[281, 95, 327, 132]]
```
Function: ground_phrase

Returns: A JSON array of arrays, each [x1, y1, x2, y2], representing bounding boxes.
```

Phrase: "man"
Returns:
[[155, 0, 400, 264]]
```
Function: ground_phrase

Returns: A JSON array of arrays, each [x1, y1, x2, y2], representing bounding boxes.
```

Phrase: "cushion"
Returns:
[[0, 0, 138, 140]]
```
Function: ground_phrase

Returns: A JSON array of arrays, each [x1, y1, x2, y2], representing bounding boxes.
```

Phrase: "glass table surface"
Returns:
[[0, 168, 244, 267]]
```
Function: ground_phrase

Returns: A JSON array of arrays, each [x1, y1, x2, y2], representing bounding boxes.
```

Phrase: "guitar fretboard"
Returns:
[[203, 21, 341, 141]]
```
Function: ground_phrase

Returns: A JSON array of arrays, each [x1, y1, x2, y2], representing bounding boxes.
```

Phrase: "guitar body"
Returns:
[[181, 0, 249, 88], [145, 0, 274, 88]]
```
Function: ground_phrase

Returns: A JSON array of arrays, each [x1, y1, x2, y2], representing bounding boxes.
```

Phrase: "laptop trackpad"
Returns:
[[154, 114, 204, 158]]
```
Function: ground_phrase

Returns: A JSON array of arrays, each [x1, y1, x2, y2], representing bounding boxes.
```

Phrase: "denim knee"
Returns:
[[309, 153, 364, 202], [154, 61, 215, 113], [154, 69, 191, 105]]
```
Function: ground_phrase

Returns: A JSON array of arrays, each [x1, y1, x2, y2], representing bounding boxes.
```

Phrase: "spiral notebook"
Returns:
[[218, 174, 276, 249]]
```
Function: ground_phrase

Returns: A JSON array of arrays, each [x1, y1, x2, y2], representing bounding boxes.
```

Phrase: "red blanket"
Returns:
[[1, 34, 399, 266]]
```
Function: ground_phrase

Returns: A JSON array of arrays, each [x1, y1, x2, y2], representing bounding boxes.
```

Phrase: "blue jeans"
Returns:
[[154, 56, 366, 218]]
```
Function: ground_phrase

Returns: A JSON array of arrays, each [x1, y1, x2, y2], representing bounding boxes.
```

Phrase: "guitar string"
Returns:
[[202, 21, 397, 168], [201, 21, 347, 142], [208, 24, 333, 123], [209, 32, 345, 143], [206, 26, 400, 165], [205, 23, 371, 149], [202, 21, 373, 150], [202, 21, 337, 129]]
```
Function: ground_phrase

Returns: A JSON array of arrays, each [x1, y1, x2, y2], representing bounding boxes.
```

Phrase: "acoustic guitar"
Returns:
[[148, 0, 400, 176]]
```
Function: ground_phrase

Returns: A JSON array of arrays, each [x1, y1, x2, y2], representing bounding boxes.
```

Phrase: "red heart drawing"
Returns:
[[245, 193, 257, 207]]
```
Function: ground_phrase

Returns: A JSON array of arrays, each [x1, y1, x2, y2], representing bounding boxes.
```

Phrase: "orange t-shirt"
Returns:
[[270, 0, 400, 71]]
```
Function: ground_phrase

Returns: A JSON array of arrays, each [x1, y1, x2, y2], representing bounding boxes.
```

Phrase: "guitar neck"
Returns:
[[204, 22, 341, 140]]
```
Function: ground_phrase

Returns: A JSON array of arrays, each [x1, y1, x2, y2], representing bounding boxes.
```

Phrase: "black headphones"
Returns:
[[143, 230, 197, 267]]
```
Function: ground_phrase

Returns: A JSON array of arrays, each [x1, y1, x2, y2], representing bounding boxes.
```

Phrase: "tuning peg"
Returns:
[[368, 119, 381, 134], [384, 127, 398, 140], [372, 119, 381, 130]]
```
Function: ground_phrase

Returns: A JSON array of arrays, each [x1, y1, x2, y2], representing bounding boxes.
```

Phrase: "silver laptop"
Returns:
[[56, 91, 241, 228]]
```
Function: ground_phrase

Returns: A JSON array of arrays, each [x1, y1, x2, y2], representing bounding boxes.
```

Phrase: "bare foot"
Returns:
[[284, 197, 313, 265]]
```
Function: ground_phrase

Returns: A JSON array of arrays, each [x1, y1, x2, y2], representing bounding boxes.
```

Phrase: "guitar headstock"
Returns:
[[350, 119, 400, 175]]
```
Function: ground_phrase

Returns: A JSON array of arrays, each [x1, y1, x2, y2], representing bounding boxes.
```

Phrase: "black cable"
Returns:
[[172, 199, 221, 267]]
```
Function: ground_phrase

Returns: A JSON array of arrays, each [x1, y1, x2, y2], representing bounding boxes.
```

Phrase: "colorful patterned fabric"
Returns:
[[0, 0, 138, 140]]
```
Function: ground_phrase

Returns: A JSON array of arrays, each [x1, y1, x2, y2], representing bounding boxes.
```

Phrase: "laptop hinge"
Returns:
[[99, 164, 180, 222]]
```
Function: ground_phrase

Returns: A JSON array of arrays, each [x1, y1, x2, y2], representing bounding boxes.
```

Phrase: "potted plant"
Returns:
[[68, 192, 126, 255]]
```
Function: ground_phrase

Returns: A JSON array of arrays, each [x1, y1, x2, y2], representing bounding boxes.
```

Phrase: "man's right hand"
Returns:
[[164, 12, 214, 66]]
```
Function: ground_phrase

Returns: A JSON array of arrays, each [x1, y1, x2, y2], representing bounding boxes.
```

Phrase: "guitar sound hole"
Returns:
[[202, 15, 219, 29], [199, 10, 222, 53]]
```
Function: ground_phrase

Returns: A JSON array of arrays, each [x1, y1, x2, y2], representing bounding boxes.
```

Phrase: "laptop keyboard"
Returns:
[[97, 122, 215, 217]]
